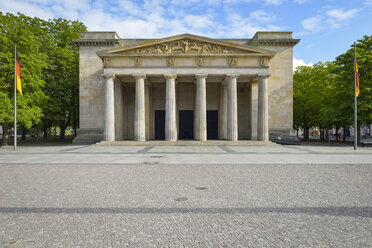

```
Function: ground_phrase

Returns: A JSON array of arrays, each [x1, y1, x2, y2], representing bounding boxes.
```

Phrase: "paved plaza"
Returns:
[[0, 144, 371, 247]]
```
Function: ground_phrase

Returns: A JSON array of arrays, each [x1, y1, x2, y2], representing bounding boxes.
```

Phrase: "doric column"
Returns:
[[257, 75, 270, 141], [245, 83, 251, 140], [195, 74, 207, 141], [145, 81, 152, 140], [133, 74, 146, 141], [250, 82, 258, 140], [227, 74, 239, 141], [165, 74, 177, 141], [103, 74, 115, 141], [221, 80, 228, 140]]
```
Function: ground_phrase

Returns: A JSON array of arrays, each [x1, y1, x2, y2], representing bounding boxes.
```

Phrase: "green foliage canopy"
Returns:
[[293, 35, 372, 132]]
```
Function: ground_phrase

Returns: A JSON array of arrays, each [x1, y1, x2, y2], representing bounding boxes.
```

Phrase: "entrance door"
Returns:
[[207, 110, 218, 140], [179, 110, 194, 139], [154, 110, 165, 140]]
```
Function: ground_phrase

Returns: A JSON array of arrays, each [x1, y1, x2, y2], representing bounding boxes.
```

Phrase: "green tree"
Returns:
[[294, 35, 371, 142], [334, 35, 372, 127], [293, 62, 334, 139], [41, 18, 86, 140], [0, 12, 47, 146]]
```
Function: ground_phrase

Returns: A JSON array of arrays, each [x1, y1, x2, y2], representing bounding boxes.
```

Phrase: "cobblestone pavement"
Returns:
[[0, 144, 371, 164], [0, 160, 371, 247]]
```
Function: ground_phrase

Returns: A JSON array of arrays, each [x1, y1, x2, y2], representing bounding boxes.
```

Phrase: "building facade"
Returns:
[[73, 32, 300, 144]]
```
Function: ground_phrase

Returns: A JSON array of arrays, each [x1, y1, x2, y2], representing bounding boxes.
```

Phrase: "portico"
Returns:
[[73, 32, 300, 144], [101, 71, 269, 142]]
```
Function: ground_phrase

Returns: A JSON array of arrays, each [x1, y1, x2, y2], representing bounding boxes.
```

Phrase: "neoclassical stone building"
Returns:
[[73, 32, 299, 144]]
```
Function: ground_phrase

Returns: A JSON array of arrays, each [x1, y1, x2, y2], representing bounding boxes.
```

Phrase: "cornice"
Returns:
[[250, 39, 300, 47], [73, 39, 122, 47]]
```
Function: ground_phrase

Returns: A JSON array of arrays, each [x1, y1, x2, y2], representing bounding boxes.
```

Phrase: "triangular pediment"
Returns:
[[99, 34, 275, 56]]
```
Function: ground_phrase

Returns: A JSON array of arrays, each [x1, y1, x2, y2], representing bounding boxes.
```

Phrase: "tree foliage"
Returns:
[[0, 12, 86, 145], [294, 35, 372, 139]]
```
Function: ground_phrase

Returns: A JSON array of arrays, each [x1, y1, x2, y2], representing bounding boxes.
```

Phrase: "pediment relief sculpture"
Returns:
[[132, 39, 233, 54]]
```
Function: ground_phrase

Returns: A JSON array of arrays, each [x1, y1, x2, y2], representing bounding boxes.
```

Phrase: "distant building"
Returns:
[[73, 32, 300, 144]]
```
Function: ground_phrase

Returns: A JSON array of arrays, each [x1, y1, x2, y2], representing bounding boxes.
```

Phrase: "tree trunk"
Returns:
[[326, 128, 329, 142], [343, 125, 346, 142], [306, 128, 310, 139], [35, 126, 39, 142], [73, 109, 77, 137], [21, 126, 26, 141], [60, 120, 65, 140], [296, 126, 299, 138], [357, 122, 361, 145], [43, 120, 48, 140], [319, 125, 322, 140], [335, 126, 339, 141], [60, 110, 72, 140], [303, 126, 307, 139], [2, 123, 9, 146]]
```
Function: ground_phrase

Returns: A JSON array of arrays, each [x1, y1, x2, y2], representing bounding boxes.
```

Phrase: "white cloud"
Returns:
[[326, 8, 358, 21], [293, 58, 313, 72], [366, 0, 372, 6], [302, 15, 323, 31], [293, 0, 307, 3], [0, 0, 285, 39], [265, 0, 285, 6], [184, 14, 213, 29], [250, 10, 275, 22], [325, 8, 358, 29], [300, 8, 359, 34]]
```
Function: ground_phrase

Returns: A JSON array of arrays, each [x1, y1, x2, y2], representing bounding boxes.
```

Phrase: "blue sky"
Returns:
[[1, 0, 371, 70]]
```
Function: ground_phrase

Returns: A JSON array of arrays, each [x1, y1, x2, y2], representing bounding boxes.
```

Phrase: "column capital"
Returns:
[[226, 74, 239, 79], [164, 74, 177, 79], [102, 73, 115, 79], [257, 74, 271, 79], [195, 74, 208, 79], [133, 73, 146, 79]]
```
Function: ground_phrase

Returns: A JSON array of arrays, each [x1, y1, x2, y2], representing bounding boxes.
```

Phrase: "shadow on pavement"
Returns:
[[0, 206, 370, 217]]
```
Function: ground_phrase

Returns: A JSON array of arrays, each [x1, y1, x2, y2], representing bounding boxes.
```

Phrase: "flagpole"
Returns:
[[14, 44, 17, 150], [354, 42, 357, 150]]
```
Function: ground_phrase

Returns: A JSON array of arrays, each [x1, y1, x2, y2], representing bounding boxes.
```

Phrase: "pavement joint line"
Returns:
[[137, 146, 154, 153], [218, 146, 236, 153], [1, 152, 372, 156], [285, 146, 323, 154], [2, 163, 371, 166]]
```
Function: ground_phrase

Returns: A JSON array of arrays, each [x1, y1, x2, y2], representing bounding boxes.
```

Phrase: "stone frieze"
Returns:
[[132, 39, 233, 54]]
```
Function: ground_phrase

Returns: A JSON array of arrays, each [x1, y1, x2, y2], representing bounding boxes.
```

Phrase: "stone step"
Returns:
[[94, 140, 278, 146]]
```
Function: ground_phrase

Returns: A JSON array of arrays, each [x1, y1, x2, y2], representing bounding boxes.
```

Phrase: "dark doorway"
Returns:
[[154, 110, 165, 140], [179, 110, 194, 139], [207, 110, 218, 140]]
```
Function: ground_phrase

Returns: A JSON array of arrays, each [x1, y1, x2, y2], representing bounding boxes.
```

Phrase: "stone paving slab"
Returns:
[[0, 163, 371, 247], [96, 140, 277, 146], [0, 145, 371, 164], [150, 146, 226, 153]]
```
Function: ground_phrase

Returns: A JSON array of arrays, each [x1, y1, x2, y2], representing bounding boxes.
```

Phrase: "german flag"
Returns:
[[355, 58, 359, 97], [16, 50, 22, 96]]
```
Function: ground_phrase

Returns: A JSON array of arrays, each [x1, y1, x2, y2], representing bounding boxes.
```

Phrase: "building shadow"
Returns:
[[0, 206, 370, 218]]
